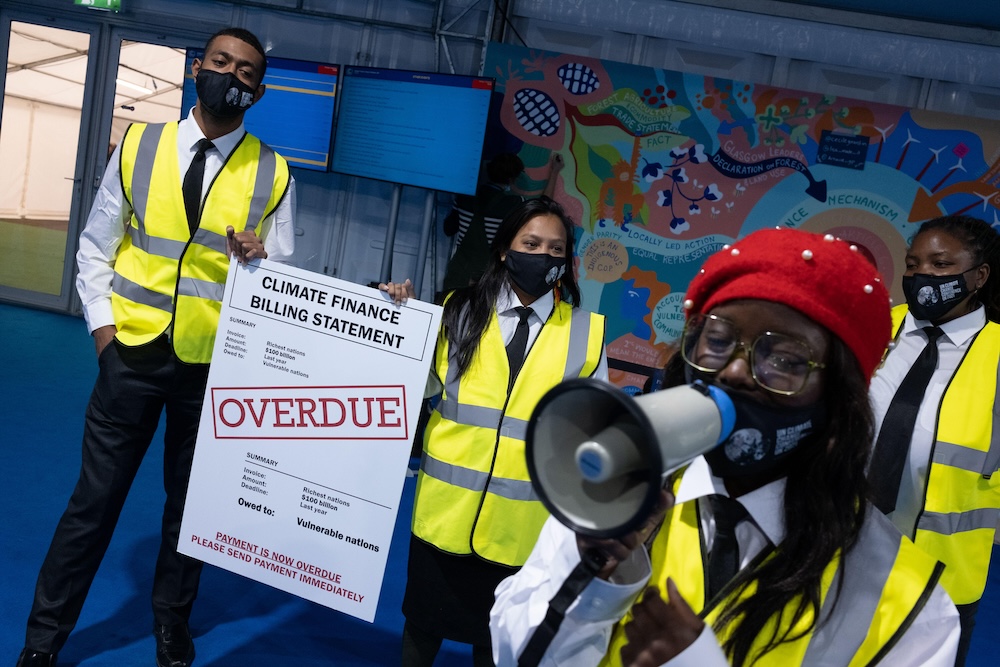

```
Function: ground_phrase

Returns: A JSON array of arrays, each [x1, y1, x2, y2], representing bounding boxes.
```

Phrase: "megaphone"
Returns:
[[525, 378, 735, 538]]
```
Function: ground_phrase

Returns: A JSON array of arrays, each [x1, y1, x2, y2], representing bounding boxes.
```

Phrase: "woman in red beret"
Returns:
[[490, 227, 959, 666]]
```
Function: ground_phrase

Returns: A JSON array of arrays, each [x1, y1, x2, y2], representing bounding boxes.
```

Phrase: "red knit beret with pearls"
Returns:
[[683, 228, 892, 382]]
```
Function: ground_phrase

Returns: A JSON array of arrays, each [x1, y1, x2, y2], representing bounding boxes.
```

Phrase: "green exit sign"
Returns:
[[74, 0, 122, 11]]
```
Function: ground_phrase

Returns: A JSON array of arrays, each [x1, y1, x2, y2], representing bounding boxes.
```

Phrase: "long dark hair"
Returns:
[[914, 214, 1000, 323], [661, 335, 873, 666], [441, 197, 581, 377]]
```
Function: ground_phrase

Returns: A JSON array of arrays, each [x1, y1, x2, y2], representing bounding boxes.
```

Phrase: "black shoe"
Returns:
[[153, 623, 195, 667], [15, 650, 57, 667]]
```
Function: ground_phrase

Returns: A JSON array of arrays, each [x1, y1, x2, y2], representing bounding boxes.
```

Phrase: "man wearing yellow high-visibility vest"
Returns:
[[16, 28, 294, 667], [383, 197, 607, 667]]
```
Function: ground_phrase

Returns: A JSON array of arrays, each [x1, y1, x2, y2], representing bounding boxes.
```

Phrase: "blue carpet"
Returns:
[[2, 301, 1000, 666], [0, 303, 469, 666]]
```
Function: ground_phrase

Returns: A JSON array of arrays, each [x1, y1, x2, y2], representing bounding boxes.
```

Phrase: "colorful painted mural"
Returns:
[[486, 42, 1000, 393]]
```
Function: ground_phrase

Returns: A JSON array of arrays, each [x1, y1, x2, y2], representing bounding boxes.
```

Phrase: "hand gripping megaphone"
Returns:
[[525, 378, 736, 538]]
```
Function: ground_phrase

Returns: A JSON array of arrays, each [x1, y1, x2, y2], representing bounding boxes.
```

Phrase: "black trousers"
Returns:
[[955, 600, 979, 667], [24, 336, 209, 654]]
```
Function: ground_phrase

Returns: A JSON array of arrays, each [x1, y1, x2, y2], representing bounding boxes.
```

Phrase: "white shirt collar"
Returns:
[[903, 304, 986, 348], [496, 280, 555, 322], [179, 107, 246, 159], [675, 455, 787, 545]]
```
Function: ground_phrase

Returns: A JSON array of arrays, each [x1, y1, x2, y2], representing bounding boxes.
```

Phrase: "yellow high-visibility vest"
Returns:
[[412, 300, 605, 566], [600, 476, 944, 666], [888, 304, 1000, 603], [114, 121, 290, 363]]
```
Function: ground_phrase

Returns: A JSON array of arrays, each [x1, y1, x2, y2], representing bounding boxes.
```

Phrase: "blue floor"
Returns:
[[0, 303, 469, 666], [2, 301, 1000, 665]]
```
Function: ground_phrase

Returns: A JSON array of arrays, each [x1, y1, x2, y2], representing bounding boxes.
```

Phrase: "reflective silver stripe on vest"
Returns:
[[918, 507, 1000, 535], [245, 143, 277, 232], [178, 276, 225, 302], [563, 308, 593, 379], [499, 415, 529, 442], [191, 226, 228, 255], [421, 453, 539, 502], [485, 475, 539, 502], [983, 351, 1000, 475], [436, 325, 466, 420], [432, 402, 537, 444], [437, 400, 503, 429], [126, 225, 186, 260], [932, 441, 990, 474], [421, 453, 488, 492], [129, 123, 164, 227], [802, 510, 901, 663], [112, 272, 172, 313]]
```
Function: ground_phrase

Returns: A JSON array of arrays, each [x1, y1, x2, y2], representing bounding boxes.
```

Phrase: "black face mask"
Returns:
[[901, 270, 974, 322], [704, 391, 827, 478], [504, 250, 567, 298], [196, 69, 257, 118]]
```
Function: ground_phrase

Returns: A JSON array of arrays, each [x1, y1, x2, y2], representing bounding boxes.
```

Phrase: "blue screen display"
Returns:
[[181, 51, 338, 172], [330, 66, 494, 195]]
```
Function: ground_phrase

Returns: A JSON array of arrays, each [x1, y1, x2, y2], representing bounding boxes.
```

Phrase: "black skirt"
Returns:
[[402, 535, 519, 646]]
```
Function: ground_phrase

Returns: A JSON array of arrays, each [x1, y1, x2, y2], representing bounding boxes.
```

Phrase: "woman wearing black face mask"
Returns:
[[869, 214, 1000, 667], [382, 197, 609, 667], [490, 228, 959, 667]]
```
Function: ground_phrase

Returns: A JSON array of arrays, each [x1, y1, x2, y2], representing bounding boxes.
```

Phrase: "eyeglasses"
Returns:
[[680, 313, 826, 396]]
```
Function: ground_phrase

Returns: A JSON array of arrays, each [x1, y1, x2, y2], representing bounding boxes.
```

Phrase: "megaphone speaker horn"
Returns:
[[526, 378, 735, 538]]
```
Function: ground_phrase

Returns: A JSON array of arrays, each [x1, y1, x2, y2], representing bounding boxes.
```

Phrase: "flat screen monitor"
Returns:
[[331, 66, 494, 195], [181, 51, 338, 172]]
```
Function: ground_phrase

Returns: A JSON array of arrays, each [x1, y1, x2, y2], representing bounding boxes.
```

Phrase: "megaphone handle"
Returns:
[[516, 549, 607, 667], [580, 547, 609, 574]]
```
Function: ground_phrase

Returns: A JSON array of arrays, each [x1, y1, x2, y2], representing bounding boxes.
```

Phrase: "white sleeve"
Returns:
[[658, 625, 729, 667], [76, 146, 128, 333], [490, 517, 650, 667], [875, 582, 960, 666], [263, 174, 296, 263]]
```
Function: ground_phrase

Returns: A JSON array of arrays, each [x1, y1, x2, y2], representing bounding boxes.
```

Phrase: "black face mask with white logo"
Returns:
[[901, 270, 974, 322], [704, 391, 827, 478], [504, 250, 567, 298], [196, 69, 257, 118]]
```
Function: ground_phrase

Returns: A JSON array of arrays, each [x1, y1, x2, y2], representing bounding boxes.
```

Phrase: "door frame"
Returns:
[[0, 8, 206, 316]]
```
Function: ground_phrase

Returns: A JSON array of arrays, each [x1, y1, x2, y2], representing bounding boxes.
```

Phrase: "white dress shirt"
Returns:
[[495, 282, 609, 381], [490, 456, 960, 667], [75, 111, 296, 333], [869, 306, 986, 536]]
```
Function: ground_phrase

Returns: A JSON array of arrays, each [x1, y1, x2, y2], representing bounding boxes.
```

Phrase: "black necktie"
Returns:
[[869, 326, 944, 514], [506, 306, 533, 388], [707, 495, 747, 600], [183, 138, 214, 236]]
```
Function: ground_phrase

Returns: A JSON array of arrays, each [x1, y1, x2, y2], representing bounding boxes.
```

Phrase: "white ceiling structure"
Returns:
[[5, 21, 185, 124]]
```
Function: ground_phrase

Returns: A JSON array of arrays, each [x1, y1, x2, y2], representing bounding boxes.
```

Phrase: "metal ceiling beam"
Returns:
[[671, 0, 1000, 47]]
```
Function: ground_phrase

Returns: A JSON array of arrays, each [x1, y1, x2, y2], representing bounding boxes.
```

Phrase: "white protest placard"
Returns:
[[179, 258, 440, 622]]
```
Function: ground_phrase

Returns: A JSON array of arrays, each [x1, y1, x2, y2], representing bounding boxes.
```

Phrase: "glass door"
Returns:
[[0, 11, 188, 313], [0, 19, 95, 306], [109, 39, 186, 154]]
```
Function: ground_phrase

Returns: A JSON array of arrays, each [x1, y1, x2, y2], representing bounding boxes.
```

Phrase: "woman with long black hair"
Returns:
[[490, 228, 959, 666], [383, 196, 608, 666]]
